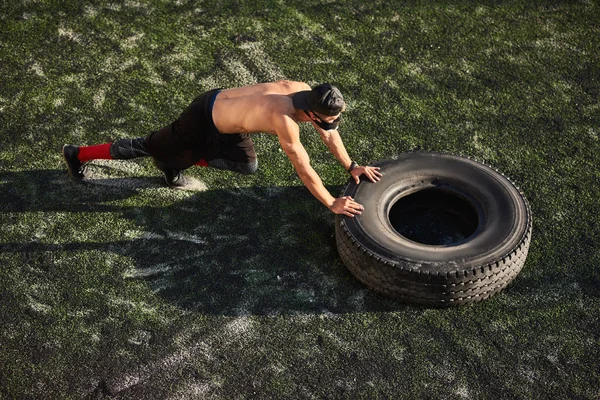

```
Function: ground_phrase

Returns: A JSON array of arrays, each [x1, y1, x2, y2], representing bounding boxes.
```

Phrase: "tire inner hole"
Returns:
[[389, 188, 479, 245]]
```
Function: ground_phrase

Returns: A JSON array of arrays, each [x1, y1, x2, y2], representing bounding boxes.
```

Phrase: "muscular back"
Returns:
[[212, 80, 310, 135]]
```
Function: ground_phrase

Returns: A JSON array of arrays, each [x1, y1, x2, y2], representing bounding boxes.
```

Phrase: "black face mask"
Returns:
[[305, 110, 341, 131]]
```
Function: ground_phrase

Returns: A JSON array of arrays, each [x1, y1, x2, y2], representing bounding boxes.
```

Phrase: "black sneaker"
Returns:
[[62, 145, 87, 179], [152, 158, 188, 188]]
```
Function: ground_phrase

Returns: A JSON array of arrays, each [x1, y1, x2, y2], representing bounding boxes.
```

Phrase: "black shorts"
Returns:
[[144, 89, 256, 170]]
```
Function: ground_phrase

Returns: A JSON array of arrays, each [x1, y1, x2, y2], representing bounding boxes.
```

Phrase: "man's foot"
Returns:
[[62, 145, 87, 179], [152, 158, 188, 189]]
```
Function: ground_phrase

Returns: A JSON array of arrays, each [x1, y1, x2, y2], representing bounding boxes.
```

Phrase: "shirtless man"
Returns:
[[62, 80, 382, 217]]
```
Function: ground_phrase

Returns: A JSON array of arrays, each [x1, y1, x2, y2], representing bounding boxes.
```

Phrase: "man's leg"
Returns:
[[207, 133, 258, 175], [63, 137, 150, 179], [206, 157, 258, 175], [62, 143, 111, 179], [108, 137, 200, 187], [152, 158, 189, 188], [109, 137, 151, 160]]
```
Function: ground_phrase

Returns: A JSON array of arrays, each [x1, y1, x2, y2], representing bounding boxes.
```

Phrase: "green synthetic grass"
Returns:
[[1, 0, 599, 398]]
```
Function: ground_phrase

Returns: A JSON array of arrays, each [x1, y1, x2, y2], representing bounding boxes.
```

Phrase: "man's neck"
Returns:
[[292, 109, 312, 123]]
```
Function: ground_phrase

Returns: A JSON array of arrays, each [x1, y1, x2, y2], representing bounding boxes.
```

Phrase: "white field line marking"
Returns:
[[58, 25, 82, 43], [239, 41, 285, 82], [224, 59, 256, 86]]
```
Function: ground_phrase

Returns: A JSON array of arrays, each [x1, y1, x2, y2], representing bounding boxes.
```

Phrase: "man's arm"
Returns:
[[277, 119, 363, 216], [316, 126, 382, 184], [315, 128, 352, 170]]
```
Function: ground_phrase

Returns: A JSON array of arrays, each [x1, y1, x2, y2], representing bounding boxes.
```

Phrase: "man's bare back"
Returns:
[[212, 80, 308, 135]]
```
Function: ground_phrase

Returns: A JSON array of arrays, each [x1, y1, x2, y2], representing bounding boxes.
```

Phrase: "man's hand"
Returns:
[[329, 196, 364, 217], [351, 165, 382, 184]]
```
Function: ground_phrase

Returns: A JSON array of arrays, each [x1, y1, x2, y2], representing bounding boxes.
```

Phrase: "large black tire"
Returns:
[[335, 152, 532, 306]]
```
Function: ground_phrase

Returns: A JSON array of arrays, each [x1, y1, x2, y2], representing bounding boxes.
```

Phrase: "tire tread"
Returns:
[[335, 153, 533, 307]]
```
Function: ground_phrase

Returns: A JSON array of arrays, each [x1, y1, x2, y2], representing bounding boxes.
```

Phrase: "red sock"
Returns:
[[195, 159, 208, 167], [77, 143, 113, 162]]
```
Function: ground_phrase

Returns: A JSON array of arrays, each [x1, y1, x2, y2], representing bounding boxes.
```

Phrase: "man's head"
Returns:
[[292, 83, 345, 131], [292, 83, 345, 115]]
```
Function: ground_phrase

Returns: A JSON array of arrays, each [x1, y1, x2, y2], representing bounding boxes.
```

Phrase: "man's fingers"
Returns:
[[345, 198, 363, 208], [366, 171, 380, 182], [353, 167, 383, 184], [333, 196, 364, 217], [368, 167, 382, 181], [344, 200, 364, 214]]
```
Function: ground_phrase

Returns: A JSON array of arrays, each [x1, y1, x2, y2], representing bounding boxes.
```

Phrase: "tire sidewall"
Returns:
[[338, 152, 530, 275]]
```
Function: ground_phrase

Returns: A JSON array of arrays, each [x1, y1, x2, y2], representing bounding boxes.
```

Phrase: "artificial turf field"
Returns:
[[1, 0, 599, 398]]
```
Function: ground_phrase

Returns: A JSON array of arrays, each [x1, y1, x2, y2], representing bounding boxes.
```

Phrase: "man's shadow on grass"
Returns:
[[1, 169, 405, 315]]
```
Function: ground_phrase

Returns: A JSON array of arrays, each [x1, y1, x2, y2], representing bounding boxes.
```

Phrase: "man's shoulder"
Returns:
[[271, 80, 311, 93]]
